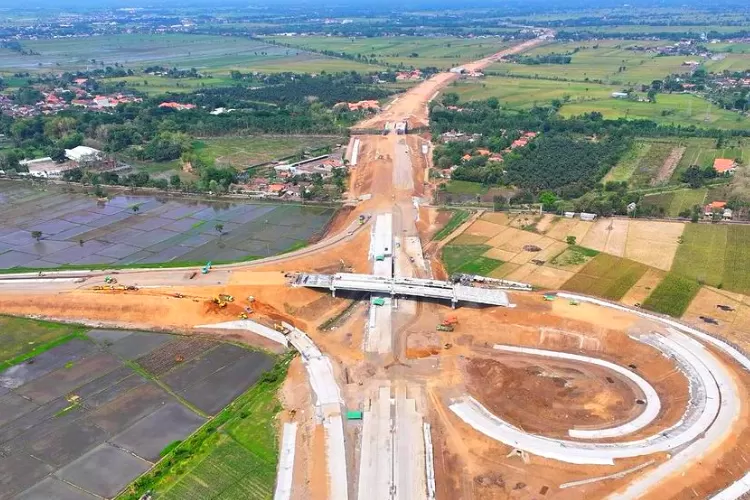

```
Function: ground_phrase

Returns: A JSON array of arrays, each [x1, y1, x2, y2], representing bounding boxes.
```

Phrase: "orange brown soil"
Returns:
[[465, 355, 644, 439]]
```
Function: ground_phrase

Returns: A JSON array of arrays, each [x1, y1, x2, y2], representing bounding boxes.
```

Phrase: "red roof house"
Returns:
[[713, 158, 737, 174]]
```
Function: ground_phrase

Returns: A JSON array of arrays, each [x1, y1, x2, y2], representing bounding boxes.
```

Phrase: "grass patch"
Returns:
[[562, 253, 648, 300], [456, 256, 504, 275], [604, 141, 651, 184], [560, 93, 750, 130], [671, 224, 727, 287], [193, 135, 343, 169], [443, 180, 488, 195], [265, 35, 512, 70], [441, 244, 490, 275], [642, 273, 702, 317], [0, 316, 86, 369], [118, 353, 292, 500], [550, 245, 599, 267], [160, 441, 183, 458], [433, 209, 471, 241]]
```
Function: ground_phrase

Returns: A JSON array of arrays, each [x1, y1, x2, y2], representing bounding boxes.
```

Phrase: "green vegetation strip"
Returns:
[[441, 244, 503, 276], [0, 316, 86, 369], [433, 209, 471, 241], [642, 273, 702, 317], [0, 255, 263, 275], [561, 253, 648, 300], [550, 245, 599, 267], [119, 354, 292, 500]]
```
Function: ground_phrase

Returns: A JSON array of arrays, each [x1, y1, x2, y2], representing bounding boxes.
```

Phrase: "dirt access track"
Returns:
[[355, 35, 550, 131], [1, 29, 750, 500]]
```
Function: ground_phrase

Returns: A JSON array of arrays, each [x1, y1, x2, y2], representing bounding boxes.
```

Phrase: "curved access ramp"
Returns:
[[491, 345, 661, 440], [450, 323, 733, 466]]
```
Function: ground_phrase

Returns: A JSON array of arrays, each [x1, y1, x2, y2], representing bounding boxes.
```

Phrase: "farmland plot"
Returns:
[[0, 182, 334, 269]]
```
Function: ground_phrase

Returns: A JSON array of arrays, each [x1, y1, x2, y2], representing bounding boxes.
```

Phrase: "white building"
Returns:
[[65, 146, 102, 162]]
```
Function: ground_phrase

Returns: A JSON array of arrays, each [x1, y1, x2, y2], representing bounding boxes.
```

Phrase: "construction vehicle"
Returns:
[[358, 215, 366, 225], [175, 355, 184, 363], [436, 324, 454, 332], [444, 343, 453, 349], [174, 293, 184, 299], [247, 296, 255, 303], [212, 296, 228, 308], [372, 297, 386, 306], [218, 294, 234, 302], [104, 276, 117, 284], [202, 261, 212, 274], [442, 315, 458, 326], [239, 312, 248, 320], [274, 323, 291, 335], [569, 299, 580, 306], [543, 294, 556, 301]]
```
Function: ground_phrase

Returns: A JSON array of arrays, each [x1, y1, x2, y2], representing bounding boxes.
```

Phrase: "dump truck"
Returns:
[[372, 297, 386, 306], [436, 324, 454, 332], [239, 312, 248, 320]]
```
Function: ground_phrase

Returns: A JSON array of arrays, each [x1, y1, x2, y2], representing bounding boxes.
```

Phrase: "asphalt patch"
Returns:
[[55, 443, 151, 498], [111, 402, 205, 461]]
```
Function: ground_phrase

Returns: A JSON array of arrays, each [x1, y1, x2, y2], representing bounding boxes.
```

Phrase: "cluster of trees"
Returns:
[[430, 95, 750, 211], [0, 40, 39, 56], [508, 53, 573, 65], [61, 162, 238, 195], [0, 71, 392, 168], [143, 66, 201, 79]]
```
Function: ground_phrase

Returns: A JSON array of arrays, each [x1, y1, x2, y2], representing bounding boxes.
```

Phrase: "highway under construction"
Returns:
[[0, 30, 749, 500]]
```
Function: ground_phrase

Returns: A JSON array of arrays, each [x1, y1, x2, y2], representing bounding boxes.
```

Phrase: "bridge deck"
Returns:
[[292, 273, 514, 308]]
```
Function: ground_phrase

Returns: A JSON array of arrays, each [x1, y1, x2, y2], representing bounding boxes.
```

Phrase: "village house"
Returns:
[[713, 158, 738, 174], [395, 69, 422, 81], [158, 102, 196, 111], [703, 200, 732, 219], [337, 100, 380, 112]]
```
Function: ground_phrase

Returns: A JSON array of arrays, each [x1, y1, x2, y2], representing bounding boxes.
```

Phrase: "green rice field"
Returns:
[[0, 34, 378, 75], [642, 272, 702, 316], [264, 35, 512, 69], [561, 253, 649, 300], [670, 224, 750, 294], [488, 39, 687, 85]]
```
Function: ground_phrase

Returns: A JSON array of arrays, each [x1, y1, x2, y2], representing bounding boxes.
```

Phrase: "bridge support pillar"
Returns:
[[331, 287, 336, 298]]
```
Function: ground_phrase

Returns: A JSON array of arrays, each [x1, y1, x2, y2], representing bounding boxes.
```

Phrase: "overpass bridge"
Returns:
[[292, 272, 515, 308]]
